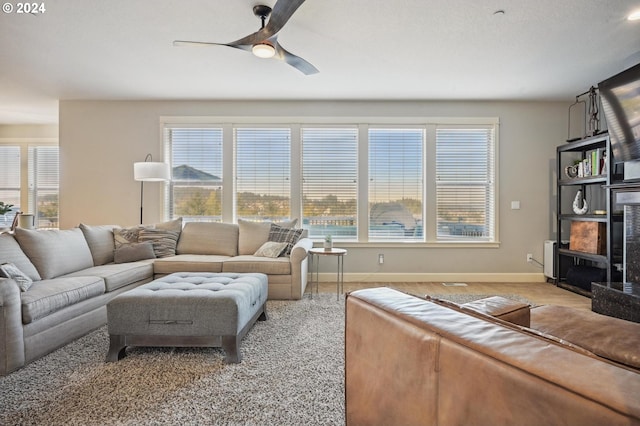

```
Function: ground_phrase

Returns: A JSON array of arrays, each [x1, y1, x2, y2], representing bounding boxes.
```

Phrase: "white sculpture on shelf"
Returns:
[[573, 190, 589, 215]]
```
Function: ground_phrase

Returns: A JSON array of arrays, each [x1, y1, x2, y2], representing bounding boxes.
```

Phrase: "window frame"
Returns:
[[161, 116, 499, 247], [368, 126, 425, 242], [435, 125, 497, 243], [163, 124, 225, 223], [234, 125, 292, 222], [0, 139, 59, 229], [301, 125, 359, 241]]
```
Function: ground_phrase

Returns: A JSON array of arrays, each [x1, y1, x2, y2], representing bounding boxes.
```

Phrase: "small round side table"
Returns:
[[309, 247, 347, 300]]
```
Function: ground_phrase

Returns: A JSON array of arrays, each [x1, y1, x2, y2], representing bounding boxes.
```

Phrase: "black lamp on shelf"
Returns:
[[133, 154, 170, 224]]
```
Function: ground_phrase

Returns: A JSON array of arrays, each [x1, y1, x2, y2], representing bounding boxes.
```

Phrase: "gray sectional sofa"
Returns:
[[0, 218, 312, 375]]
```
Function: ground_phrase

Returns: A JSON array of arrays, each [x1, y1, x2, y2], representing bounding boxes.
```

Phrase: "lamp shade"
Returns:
[[134, 162, 170, 181]]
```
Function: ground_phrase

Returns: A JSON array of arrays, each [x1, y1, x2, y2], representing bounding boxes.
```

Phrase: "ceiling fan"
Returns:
[[173, 0, 318, 75]]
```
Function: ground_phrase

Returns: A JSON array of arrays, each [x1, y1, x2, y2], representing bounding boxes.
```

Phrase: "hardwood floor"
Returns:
[[315, 280, 592, 311]]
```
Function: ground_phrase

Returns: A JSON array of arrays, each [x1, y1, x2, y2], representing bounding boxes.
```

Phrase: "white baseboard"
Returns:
[[310, 272, 547, 283]]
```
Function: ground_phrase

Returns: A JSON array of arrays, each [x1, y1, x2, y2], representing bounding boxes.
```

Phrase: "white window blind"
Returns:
[[301, 128, 358, 239], [0, 146, 20, 227], [369, 129, 424, 241], [165, 127, 223, 222], [28, 146, 59, 229], [235, 128, 291, 221], [436, 127, 495, 241]]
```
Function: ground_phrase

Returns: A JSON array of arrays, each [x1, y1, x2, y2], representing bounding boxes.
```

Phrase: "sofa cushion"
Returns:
[[177, 222, 239, 256], [14, 228, 94, 279], [114, 242, 156, 263], [238, 219, 297, 255], [0, 233, 41, 281], [268, 224, 304, 256], [531, 305, 640, 370], [461, 296, 531, 327], [254, 241, 288, 258], [138, 228, 180, 257], [20, 276, 105, 324], [0, 262, 34, 291], [79, 223, 116, 265], [153, 254, 228, 275], [64, 261, 153, 292], [223, 255, 291, 275]]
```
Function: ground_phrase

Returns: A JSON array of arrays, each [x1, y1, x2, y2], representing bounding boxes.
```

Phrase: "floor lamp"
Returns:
[[133, 154, 170, 224]]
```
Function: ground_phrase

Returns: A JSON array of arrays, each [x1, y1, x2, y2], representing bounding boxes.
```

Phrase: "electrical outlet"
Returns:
[[378, 254, 384, 265], [526, 253, 533, 263]]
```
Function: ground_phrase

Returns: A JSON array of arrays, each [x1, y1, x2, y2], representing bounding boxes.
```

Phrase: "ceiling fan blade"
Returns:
[[275, 41, 318, 75], [226, 0, 307, 47], [174, 40, 251, 52], [265, 0, 307, 38]]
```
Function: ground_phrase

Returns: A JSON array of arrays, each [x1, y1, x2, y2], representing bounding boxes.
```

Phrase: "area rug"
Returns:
[[0, 294, 345, 426], [0, 291, 532, 425]]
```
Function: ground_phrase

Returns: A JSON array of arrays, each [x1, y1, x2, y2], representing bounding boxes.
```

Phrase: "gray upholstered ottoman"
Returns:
[[106, 272, 268, 363]]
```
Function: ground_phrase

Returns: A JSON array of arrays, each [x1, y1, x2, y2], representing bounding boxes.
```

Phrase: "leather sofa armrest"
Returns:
[[0, 278, 26, 375]]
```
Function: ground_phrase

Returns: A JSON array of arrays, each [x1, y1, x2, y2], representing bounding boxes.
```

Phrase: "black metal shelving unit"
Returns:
[[555, 133, 621, 295]]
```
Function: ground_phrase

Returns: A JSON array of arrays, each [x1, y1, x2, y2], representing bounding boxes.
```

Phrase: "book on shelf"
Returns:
[[576, 148, 606, 178]]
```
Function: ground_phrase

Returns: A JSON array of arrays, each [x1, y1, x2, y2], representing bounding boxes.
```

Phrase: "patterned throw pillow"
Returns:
[[113, 226, 144, 249], [0, 262, 34, 291], [254, 241, 288, 258], [268, 224, 304, 257], [138, 228, 180, 258]]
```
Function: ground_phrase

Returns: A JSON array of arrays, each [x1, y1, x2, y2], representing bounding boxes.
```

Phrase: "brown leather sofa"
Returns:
[[345, 287, 640, 426]]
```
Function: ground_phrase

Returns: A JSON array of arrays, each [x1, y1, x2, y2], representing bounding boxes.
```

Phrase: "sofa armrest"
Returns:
[[289, 238, 313, 299], [290, 237, 313, 263], [0, 278, 25, 375]]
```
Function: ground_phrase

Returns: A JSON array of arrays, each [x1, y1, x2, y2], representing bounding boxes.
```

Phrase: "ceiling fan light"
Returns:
[[252, 42, 275, 58]]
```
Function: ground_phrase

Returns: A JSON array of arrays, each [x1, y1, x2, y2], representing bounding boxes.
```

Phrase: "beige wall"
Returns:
[[59, 100, 568, 281], [0, 124, 58, 138]]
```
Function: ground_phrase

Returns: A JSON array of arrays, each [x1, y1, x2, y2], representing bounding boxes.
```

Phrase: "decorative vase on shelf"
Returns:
[[323, 235, 333, 250]]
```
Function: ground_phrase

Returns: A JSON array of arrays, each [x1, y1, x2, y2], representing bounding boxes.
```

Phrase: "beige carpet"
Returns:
[[0, 294, 345, 425]]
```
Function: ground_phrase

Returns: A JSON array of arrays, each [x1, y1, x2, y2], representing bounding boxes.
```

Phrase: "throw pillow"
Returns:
[[113, 226, 144, 249], [254, 241, 288, 258], [238, 218, 298, 255], [0, 262, 34, 291], [155, 217, 183, 233], [268, 224, 304, 257], [138, 228, 180, 258], [113, 242, 156, 264]]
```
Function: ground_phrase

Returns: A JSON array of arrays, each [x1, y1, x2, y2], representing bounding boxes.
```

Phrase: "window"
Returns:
[[162, 118, 498, 244], [0, 146, 20, 228], [28, 146, 59, 228], [165, 128, 223, 222], [0, 144, 59, 229], [235, 128, 291, 221], [369, 129, 424, 241], [436, 127, 495, 241], [301, 128, 358, 240]]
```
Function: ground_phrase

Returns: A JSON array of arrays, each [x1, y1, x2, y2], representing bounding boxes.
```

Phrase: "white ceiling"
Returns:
[[1, 0, 639, 124]]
